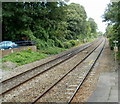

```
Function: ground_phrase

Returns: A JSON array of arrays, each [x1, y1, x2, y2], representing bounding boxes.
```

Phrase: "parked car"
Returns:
[[0, 41, 18, 50]]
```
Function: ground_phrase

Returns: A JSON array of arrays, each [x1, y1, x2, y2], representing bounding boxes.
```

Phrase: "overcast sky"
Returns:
[[68, 0, 110, 33]]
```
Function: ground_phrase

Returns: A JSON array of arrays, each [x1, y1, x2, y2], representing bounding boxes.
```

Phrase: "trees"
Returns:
[[88, 18, 97, 36], [65, 3, 87, 39], [103, 2, 120, 50], [2, 2, 98, 49]]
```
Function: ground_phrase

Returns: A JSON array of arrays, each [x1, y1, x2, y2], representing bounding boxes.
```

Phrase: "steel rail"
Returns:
[[31, 39, 104, 104], [67, 39, 106, 104], [1, 38, 100, 95]]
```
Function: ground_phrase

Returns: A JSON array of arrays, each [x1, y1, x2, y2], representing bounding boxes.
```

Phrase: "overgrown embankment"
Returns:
[[3, 2, 99, 50], [2, 2, 100, 70]]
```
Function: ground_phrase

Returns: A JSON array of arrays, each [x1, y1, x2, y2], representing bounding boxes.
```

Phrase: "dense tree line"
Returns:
[[103, 2, 120, 50], [2, 2, 98, 49]]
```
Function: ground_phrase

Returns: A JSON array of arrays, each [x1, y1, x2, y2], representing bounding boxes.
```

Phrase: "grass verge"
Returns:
[[2, 50, 48, 66]]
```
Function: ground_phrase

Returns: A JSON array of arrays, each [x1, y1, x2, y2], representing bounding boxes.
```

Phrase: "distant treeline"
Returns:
[[2, 2, 98, 49]]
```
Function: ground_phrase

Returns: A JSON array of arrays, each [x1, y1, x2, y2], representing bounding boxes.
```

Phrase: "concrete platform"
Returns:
[[87, 71, 118, 102]]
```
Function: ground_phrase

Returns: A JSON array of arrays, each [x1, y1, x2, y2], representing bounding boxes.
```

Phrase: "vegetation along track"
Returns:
[[31, 38, 106, 103], [1, 38, 102, 96]]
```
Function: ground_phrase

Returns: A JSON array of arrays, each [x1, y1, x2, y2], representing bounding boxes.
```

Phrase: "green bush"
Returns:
[[69, 40, 79, 46], [47, 39, 55, 47], [54, 38, 64, 48], [63, 42, 72, 48], [69, 40, 76, 46], [34, 39, 49, 49]]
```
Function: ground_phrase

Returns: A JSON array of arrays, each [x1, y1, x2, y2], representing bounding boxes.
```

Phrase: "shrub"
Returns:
[[47, 39, 55, 47], [54, 38, 64, 48], [69, 40, 76, 46], [63, 42, 72, 48]]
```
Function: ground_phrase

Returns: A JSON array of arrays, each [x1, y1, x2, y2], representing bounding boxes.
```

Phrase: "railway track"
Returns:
[[1, 39, 98, 95], [1, 37, 105, 103], [31, 38, 106, 103], [68, 39, 106, 103]]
